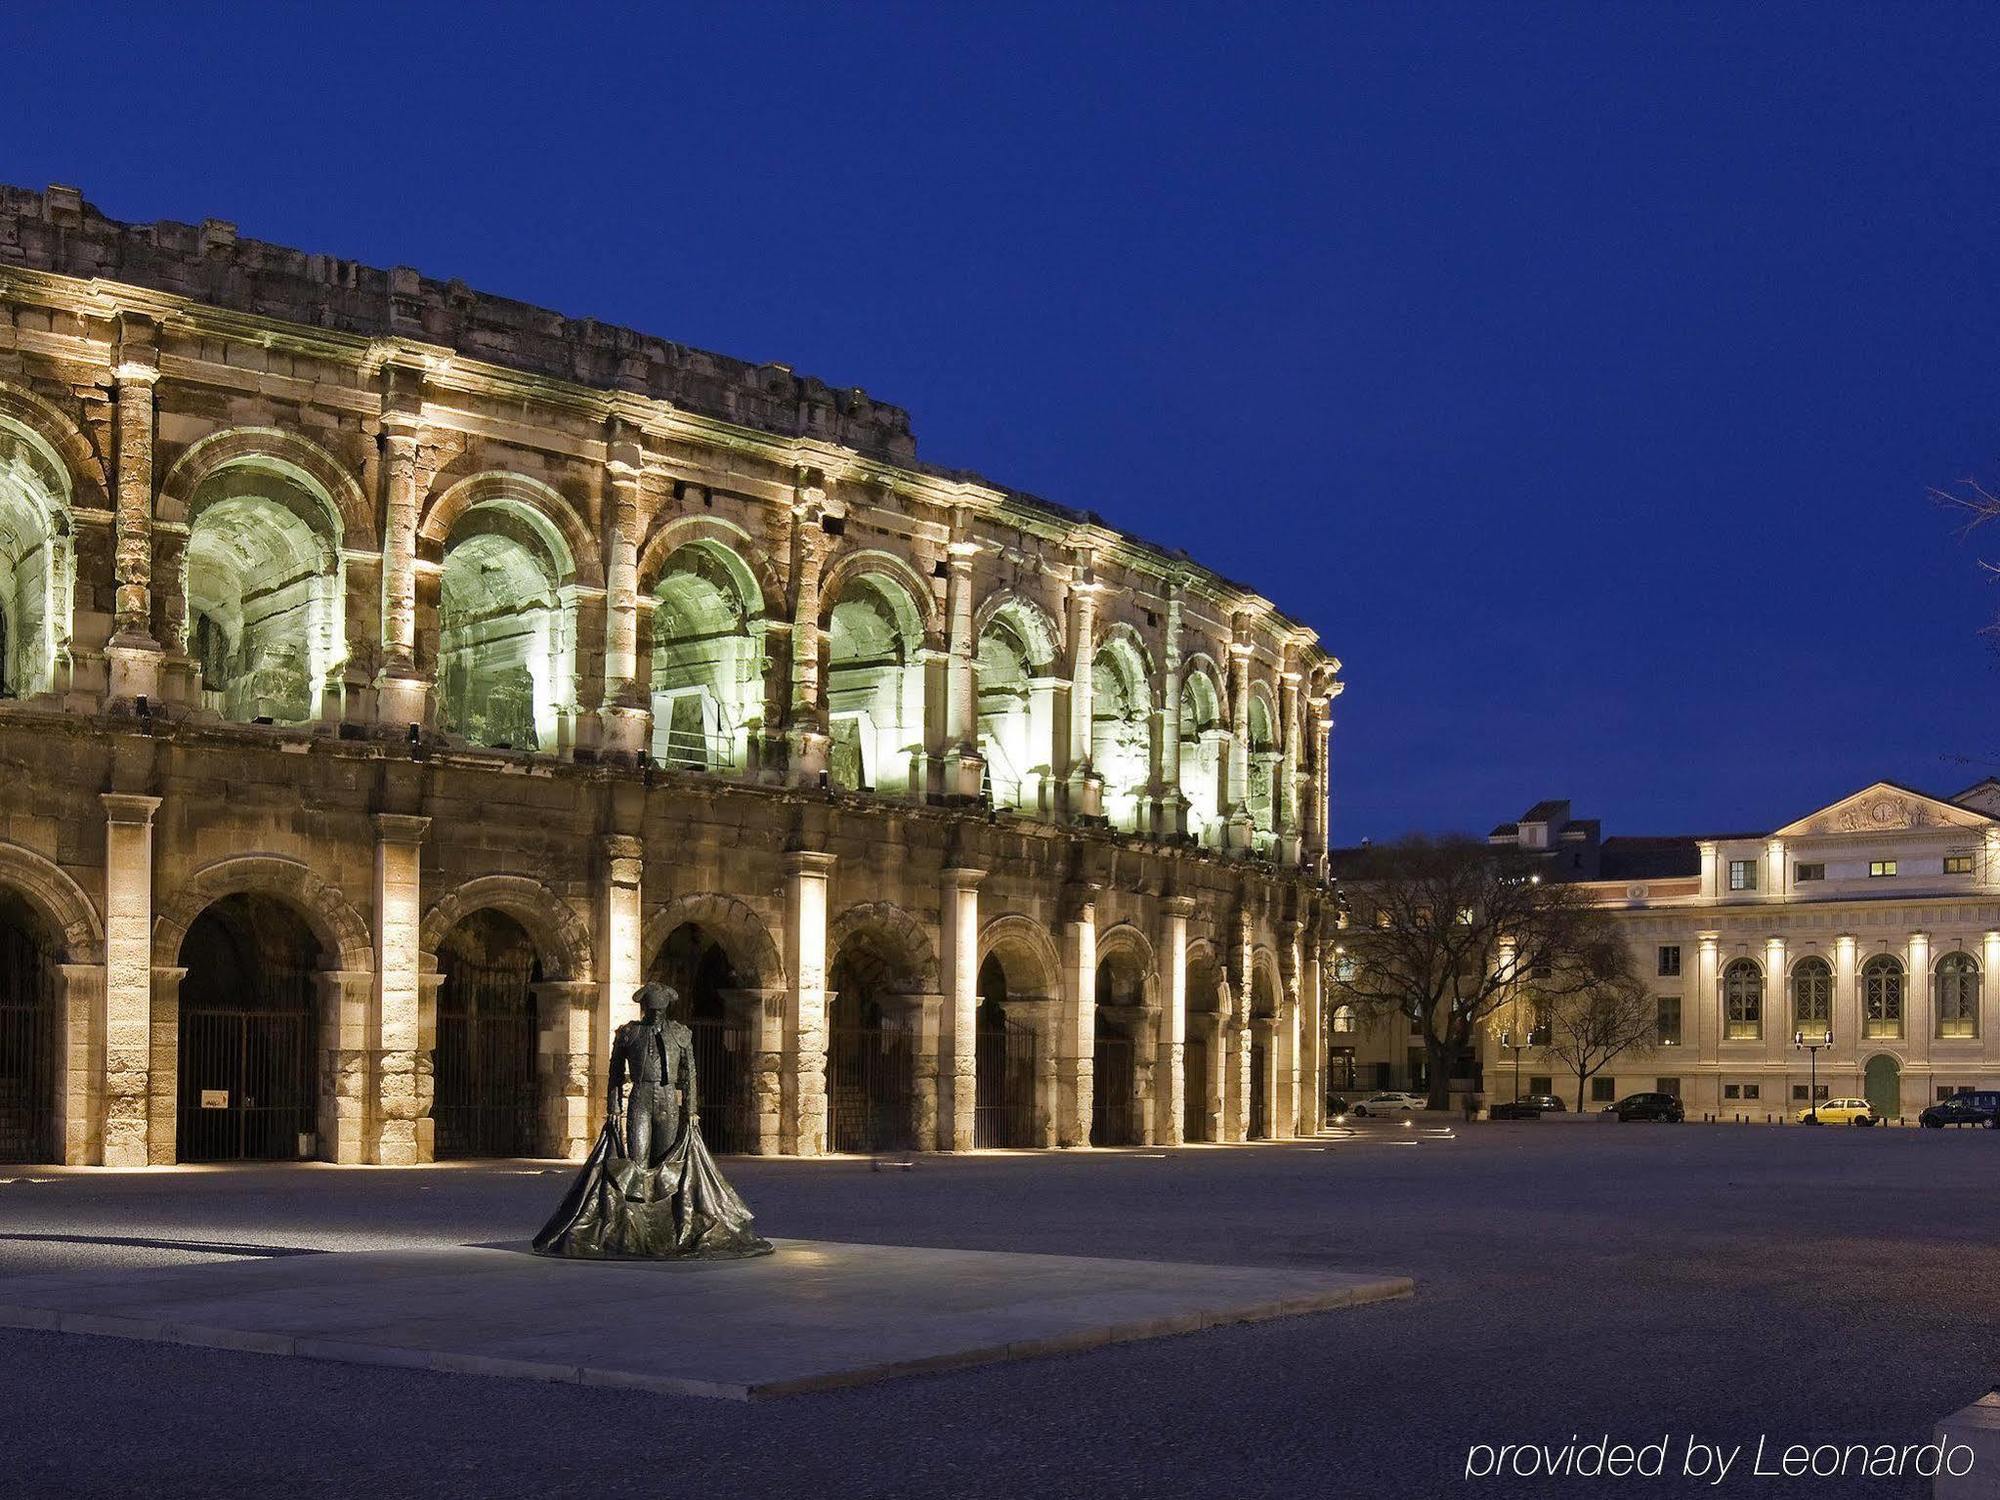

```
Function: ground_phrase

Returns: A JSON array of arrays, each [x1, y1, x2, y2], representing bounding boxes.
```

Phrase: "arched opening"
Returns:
[[975, 601, 1057, 812], [1248, 967, 1278, 1140], [0, 888, 59, 1163], [646, 923, 752, 1154], [1091, 944, 1148, 1146], [1863, 955, 1905, 1040], [1246, 694, 1279, 852], [649, 540, 765, 771], [1864, 1052, 1903, 1121], [176, 893, 323, 1162], [0, 418, 73, 702], [825, 572, 926, 795], [827, 927, 921, 1152], [1184, 950, 1225, 1143], [1937, 951, 1980, 1040], [974, 954, 1038, 1148], [439, 502, 574, 751], [434, 909, 543, 1158], [185, 460, 341, 725], [1178, 670, 1226, 847], [1791, 956, 1833, 1034], [1091, 639, 1152, 832]]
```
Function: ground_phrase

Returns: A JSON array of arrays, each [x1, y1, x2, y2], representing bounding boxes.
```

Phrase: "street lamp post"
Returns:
[[1795, 1028, 1833, 1122], [1500, 1028, 1526, 1102]]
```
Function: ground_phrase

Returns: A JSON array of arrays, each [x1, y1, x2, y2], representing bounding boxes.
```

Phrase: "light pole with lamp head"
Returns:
[[1795, 1028, 1833, 1122], [1499, 1027, 1527, 1102]]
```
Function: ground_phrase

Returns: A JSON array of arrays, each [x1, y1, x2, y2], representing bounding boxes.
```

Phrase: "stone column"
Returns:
[[369, 812, 428, 1164], [782, 850, 836, 1153], [1277, 927, 1302, 1138], [1250, 1015, 1278, 1138], [599, 424, 649, 758], [785, 479, 831, 785], [101, 792, 159, 1167], [906, 992, 944, 1148], [1984, 931, 2000, 1054], [534, 978, 598, 1160], [1278, 667, 1304, 865], [1225, 638, 1254, 851], [1299, 927, 1325, 1134], [320, 969, 377, 1164], [1155, 896, 1194, 1145], [1225, 913, 1254, 1141], [144, 964, 183, 1166], [1156, 587, 1188, 838], [1065, 566, 1101, 819], [1764, 935, 1787, 1075], [1030, 674, 1066, 808], [1306, 692, 1336, 863], [107, 321, 162, 702], [724, 986, 787, 1155], [939, 866, 985, 1150], [376, 400, 429, 729], [1057, 890, 1098, 1145], [942, 531, 984, 797], [1907, 930, 1932, 1075], [1834, 933, 1858, 1060], [598, 834, 643, 1117]]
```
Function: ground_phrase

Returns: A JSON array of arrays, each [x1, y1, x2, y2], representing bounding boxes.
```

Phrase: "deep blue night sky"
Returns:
[[8, 3, 1999, 842]]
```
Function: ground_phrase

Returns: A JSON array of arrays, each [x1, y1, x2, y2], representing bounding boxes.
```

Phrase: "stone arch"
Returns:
[[641, 892, 785, 991], [977, 912, 1063, 995], [0, 382, 106, 507], [1247, 679, 1280, 747], [419, 874, 593, 983], [1094, 620, 1157, 688], [152, 855, 372, 973], [828, 900, 940, 993], [1096, 920, 1157, 982], [1249, 945, 1284, 1016], [973, 588, 1064, 669], [0, 840, 103, 963], [635, 514, 781, 613], [817, 547, 941, 638], [158, 428, 369, 548], [420, 471, 603, 588]]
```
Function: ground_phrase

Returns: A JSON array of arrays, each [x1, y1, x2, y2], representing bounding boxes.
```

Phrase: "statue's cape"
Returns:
[[530, 1114, 772, 1261]]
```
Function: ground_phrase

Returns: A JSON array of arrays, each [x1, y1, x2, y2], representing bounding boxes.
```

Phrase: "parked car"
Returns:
[[1919, 1092, 2000, 1129], [1349, 1091, 1425, 1117], [1611, 1091, 1684, 1123], [1796, 1097, 1878, 1127], [1490, 1094, 1568, 1120]]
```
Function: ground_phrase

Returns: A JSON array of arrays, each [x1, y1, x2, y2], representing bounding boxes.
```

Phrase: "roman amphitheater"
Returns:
[[0, 184, 1341, 1169]]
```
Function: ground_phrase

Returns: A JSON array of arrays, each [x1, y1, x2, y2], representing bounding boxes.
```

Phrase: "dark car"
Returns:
[[1490, 1094, 1568, 1120], [1612, 1091, 1684, 1123], [1919, 1091, 2000, 1129]]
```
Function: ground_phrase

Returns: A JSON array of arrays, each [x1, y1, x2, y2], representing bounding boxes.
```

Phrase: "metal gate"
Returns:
[[691, 1015, 752, 1154], [1091, 1025, 1139, 1146], [829, 1023, 916, 1152], [1248, 1037, 1269, 1139], [0, 917, 57, 1163], [1183, 1033, 1210, 1142], [178, 963, 317, 1163], [975, 1009, 1037, 1148], [435, 955, 540, 1158]]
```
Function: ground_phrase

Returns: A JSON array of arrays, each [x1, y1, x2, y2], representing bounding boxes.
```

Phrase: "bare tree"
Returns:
[[1540, 960, 1654, 1112], [1332, 836, 1635, 1109], [1933, 477, 2000, 637]]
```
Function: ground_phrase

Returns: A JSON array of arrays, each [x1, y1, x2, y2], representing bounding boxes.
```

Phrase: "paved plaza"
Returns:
[[4, 1122, 1999, 1497]]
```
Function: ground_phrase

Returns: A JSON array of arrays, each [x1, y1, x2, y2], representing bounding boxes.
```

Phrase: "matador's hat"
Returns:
[[634, 982, 679, 1013]]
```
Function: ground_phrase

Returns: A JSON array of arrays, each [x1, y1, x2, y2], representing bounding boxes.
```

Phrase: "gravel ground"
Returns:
[[1, 1122, 1994, 1499]]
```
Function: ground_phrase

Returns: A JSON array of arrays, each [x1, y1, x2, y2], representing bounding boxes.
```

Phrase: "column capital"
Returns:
[[100, 792, 162, 826], [1161, 894, 1199, 919], [372, 812, 431, 845], [784, 849, 838, 877], [942, 866, 987, 890]]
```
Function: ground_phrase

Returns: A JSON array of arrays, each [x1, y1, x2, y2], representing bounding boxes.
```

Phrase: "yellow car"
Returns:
[[1795, 1097, 1876, 1126]]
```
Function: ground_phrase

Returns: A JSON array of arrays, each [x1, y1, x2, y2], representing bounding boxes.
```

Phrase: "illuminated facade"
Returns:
[[0, 184, 1340, 1167]]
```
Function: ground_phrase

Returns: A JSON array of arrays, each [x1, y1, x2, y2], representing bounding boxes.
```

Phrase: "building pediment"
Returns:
[[1774, 782, 1996, 840]]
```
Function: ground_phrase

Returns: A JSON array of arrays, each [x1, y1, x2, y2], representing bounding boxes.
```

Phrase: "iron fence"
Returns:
[[434, 955, 540, 1159], [691, 1014, 753, 1154], [1091, 1028, 1141, 1146], [829, 1023, 916, 1152], [974, 1013, 1038, 1148], [0, 919, 56, 1163]]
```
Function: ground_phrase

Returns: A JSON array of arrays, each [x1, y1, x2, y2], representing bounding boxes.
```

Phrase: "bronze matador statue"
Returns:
[[532, 983, 772, 1259]]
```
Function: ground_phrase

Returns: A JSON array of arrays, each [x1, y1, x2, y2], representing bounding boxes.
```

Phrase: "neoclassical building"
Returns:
[[0, 184, 1341, 1167]]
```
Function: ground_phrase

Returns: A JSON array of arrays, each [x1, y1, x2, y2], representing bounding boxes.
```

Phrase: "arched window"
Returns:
[[1936, 952, 1979, 1040], [1862, 955, 1904, 1039], [649, 540, 765, 771], [1791, 956, 1832, 1033], [0, 416, 75, 702], [1246, 691, 1279, 849], [1090, 638, 1153, 833], [974, 599, 1058, 813], [825, 572, 926, 796], [1330, 1003, 1356, 1034], [1177, 669, 1226, 846], [1723, 959, 1762, 1040], [439, 501, 574, 751]]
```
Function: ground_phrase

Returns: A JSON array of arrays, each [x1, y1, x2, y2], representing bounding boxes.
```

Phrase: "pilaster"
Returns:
[[1058, 886, 1098, 1145], [107, 317, 162, 701], [782, 849, 836, 1153], [939, 866, 985, 1150], [369, 812, 429, 1164], [100, 792, 159, 1166]]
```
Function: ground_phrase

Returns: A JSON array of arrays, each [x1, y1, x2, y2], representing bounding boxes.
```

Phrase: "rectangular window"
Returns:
[[1742, 1083, 1760, 1101], [1658, 945, 1681, 977], [1528, 1075, 1553, 1096], [1869, 860, 1897, 878], [1946, 854, 1975, 875], [1795, 862, 1825, 882], [1728, 859, 1757, 892], [1724, 1083, 1740, 1100], [1656, 995, 1681, 1046], [1656, 1077, 1681, 1098], [1792, 1084, 1808, 1101], [1590, 1077, 1616, 1102]]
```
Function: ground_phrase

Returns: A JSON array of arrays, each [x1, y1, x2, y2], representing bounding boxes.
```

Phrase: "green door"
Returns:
[[1864, 1054, 1902, 1122]]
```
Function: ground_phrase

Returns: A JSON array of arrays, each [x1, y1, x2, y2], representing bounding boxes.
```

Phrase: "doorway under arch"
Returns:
[[0, 888, 59, 1163], [176, 893, 323, 1162], [434, 909, 543, 1159], [827, 927, 921, 1153], [974, 955, 1038, 1148], [1864, 1053, 1903, 1123], [647, 923, 753, 1154]]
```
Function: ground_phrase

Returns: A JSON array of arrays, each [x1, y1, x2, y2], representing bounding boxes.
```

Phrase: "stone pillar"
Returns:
[[535, 978, 598, 1160], [376, 367, 428, 729], [100, 792, 159, 1166], [724, 986, 786, 1155], [107, 322, 162, 702], [321, 969, 377, 1164], [1225, 639, 1255, 851], [597, 834, 643, 1116], [1057, 891, 1098, 1145], [939, 866, 984, 1150], [1306, 692, 1336, 863], [1984, 931, 2000, 1053], [1299, 929, 1325, 1134], [941, 530, 984, 797], [782, 850, 836, 1153], [1907, 930, 1932, 1074], [1030, 674, 1065, 807], [144, 964, 183, 1166], [1155, 896, 1194, 1145], [1156, 587, 1188, 838], [369, 812, 429, 1164], [1277, 928, 1302, 1138], [1250, 1015, 1279, 1138], [1834, 933, 1858, 1057], [1065, 566, 1101, 818], [599, 424, 649, 757], [785, 479, 831, 785], [906, 992, 944, 1148], [1764, 935, 1787, 1073], [1278, 667, 1304, 864]]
